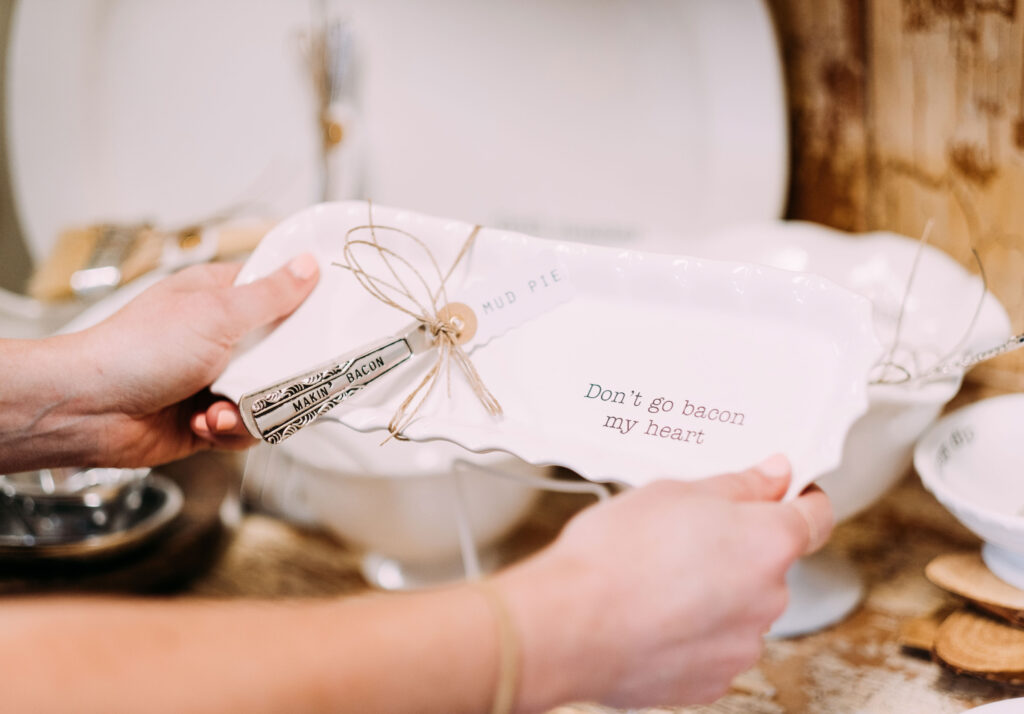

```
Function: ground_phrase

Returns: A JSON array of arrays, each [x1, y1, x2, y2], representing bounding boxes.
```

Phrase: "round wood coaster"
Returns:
[[935, 609, 1024, 684], [927, 552, 1024, 626], [0, 452, 239, 594], [899, 608, 952, 653]]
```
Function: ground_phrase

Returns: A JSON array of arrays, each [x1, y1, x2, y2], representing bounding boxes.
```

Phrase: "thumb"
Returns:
[[219, 253, 320, 339], [680, 453, 792, 502], [783, 485, 835, 555]]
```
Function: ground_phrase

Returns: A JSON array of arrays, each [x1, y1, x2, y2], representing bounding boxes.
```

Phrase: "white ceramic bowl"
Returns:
[[683, 221, 1011, 521], [916, 394, 1024, 589], [819, 377, 960, 520], [244, 420, 546, 588]]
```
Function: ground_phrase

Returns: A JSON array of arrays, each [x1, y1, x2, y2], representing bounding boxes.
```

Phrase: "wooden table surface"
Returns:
[[8, 382, 1018, 713]]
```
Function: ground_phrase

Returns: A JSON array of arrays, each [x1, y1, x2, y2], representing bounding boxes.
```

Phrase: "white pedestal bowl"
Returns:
[[243, 420, 553, 590], [682, 221, 1011, 636], [916, 394, 1024, 592]]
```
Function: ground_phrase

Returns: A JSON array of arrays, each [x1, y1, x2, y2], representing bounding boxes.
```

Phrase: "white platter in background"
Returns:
[[679, 221, 1009, 365], [5, 0, 786, 262], [6, 0, 321, 262], [213, 202, 879, 495], [348, 0, 788, 246]]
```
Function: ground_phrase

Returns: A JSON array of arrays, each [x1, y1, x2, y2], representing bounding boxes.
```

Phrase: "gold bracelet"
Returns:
[[476, 581, 520, 714]]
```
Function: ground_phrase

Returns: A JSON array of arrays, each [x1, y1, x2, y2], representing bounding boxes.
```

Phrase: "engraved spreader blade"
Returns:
[[238, 323, 432, 444]]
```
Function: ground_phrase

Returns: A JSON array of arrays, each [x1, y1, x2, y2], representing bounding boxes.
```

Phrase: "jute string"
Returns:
[[332, 202, 502, 438]]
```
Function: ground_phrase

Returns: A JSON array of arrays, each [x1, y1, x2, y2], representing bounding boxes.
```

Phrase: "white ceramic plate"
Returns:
[[213, 202, 879, 494]]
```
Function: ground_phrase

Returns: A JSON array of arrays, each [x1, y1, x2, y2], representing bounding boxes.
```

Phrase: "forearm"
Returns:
[[0, 587, 511, 714], [0, 335, 100, 471]]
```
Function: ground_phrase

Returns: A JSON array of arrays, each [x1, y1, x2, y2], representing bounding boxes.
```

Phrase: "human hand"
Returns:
[[495, 455, 833, 711], [63, 255, 319, 467]]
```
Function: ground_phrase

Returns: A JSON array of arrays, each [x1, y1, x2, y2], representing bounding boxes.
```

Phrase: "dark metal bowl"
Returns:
[[0, 468, 182, 559]]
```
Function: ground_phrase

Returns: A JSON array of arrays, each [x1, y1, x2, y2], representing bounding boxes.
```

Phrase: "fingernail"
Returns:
[[215, 410, 239, 432], [287, 253, 318, 280], [756, 453, 790, 479], [793, 498, 828, 553]]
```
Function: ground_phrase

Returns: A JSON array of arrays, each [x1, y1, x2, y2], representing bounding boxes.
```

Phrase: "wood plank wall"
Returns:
[[0, 0, 33, 293], [768, 0, 1024, 384]]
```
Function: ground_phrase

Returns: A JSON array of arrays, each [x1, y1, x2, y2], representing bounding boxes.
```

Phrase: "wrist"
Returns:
[[493, 549, 611, 712], [0, 334, 104, 470]]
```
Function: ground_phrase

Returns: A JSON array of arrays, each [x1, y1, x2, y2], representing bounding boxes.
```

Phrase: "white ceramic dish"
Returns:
[[683, 221, 1011, 521], [214, 201, 879, 496], [916, 394, 1024, 590], [245, 421, 547, 589]]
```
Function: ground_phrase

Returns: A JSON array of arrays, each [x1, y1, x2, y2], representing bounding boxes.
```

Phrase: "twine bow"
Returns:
[[333, 202, 503, 439]]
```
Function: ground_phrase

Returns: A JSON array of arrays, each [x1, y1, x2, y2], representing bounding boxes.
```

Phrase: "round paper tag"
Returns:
[[436, 302, 477, 345]]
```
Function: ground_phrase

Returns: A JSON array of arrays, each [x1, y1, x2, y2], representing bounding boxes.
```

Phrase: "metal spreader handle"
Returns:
[[238, 334, 419, 444]]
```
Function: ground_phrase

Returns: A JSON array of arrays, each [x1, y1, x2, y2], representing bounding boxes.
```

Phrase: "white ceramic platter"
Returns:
[[213, 202, 879, 494]]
